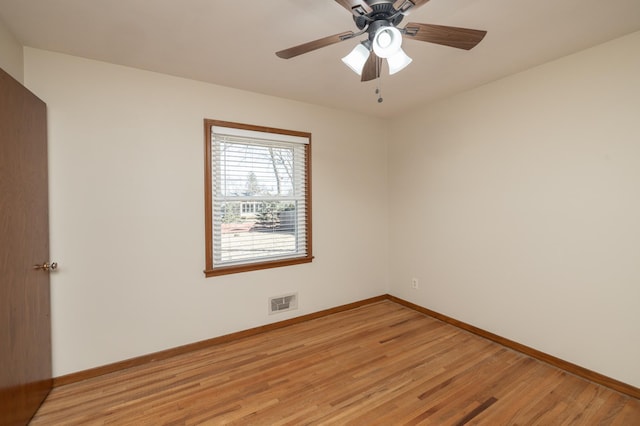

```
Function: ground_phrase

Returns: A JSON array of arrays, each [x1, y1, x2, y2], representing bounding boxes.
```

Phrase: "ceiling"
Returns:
[[1, 0, 639, 118]]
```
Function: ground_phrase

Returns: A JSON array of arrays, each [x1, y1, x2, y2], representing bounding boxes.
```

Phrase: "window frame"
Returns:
[[204, 119, 313, 277]]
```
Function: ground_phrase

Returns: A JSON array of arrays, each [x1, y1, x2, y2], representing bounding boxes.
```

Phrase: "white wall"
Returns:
[[388, 31, 640, 387], [21, 30, 640, 388], [0, 16, 23, 82], [24, 48, 389, 376]]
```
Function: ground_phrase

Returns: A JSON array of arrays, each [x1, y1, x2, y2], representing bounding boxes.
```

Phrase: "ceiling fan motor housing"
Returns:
[[353, 1, 404, 31]]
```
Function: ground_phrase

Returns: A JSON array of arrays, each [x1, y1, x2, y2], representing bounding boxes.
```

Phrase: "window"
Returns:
[[204, 120, 312, 276]]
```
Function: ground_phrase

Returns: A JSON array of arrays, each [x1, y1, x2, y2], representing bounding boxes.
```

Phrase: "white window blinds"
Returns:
[[209, 125, 310, 269]]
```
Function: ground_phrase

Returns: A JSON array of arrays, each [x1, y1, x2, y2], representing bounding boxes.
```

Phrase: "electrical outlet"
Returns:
[[411, 278, 419, 289]]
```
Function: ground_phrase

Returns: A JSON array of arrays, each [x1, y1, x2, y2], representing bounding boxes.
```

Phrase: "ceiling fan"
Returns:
[[276, 0, 487, 83]]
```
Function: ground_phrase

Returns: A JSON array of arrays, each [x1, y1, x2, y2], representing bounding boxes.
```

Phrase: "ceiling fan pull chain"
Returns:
[[376, 73, 383, 103]]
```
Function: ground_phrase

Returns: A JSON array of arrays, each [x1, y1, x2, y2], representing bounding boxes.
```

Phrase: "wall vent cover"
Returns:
[[269, 293, 298, 314]]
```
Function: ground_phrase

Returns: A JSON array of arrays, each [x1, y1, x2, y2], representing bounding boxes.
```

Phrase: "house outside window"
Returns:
[[204, 120, 312, 276]]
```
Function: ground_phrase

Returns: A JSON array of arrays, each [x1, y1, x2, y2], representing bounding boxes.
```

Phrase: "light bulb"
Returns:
[[387, 48, 412, 75], [341, 43, 370, 76], [373, 26, 402, 59], [377, 32, 392, 49]]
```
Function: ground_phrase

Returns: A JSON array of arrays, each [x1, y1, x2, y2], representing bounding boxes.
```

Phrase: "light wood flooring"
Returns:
[[31, 300, 640, 425]]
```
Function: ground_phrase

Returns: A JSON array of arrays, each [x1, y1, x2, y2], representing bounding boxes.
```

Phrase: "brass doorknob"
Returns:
[[34, 262, 58, 271]]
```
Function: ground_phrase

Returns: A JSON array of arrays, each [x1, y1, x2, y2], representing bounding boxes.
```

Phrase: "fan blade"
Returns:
[[393, 0, 431, 15], [276, 31, 355, 59], [335, 0, 372, 16], [361, 52, 382, 82], [404, 23, 486, 50]]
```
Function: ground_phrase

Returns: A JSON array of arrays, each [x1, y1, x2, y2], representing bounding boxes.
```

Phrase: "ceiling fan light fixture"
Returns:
[[387, 48, 412, 75], [372, 26, 402, 59], [341, 43, 370, 76]]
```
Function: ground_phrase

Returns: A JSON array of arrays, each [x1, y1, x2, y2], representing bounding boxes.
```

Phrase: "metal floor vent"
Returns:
[[269, 293, 298, 314]]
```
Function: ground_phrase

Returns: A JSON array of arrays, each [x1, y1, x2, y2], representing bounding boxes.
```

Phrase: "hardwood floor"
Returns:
[[31, 301, 640, 425]]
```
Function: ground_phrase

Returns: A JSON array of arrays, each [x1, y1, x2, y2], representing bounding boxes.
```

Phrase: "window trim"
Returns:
[[204, 119, 313, 277]]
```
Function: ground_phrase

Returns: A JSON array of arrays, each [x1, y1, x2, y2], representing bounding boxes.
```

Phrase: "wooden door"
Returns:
[[0, 67, 52, 425]]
